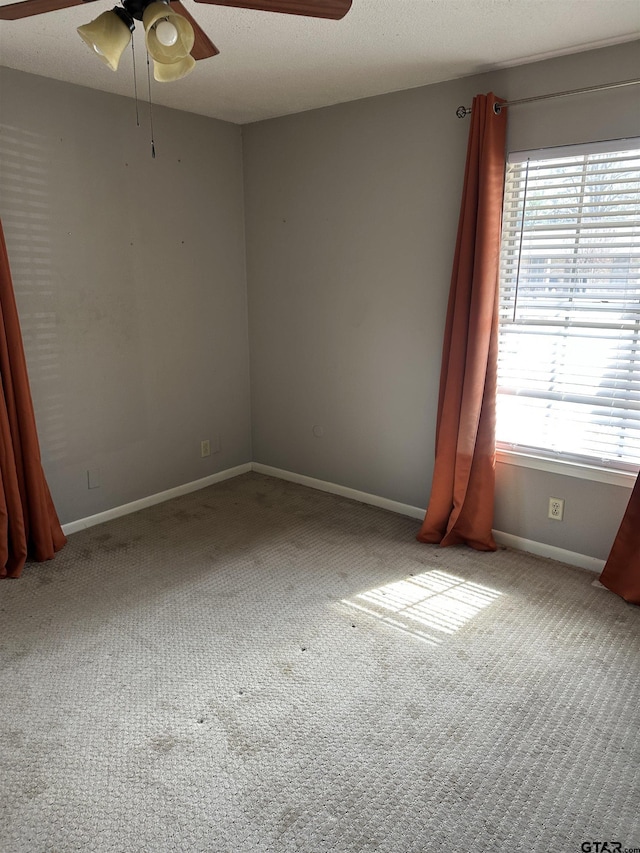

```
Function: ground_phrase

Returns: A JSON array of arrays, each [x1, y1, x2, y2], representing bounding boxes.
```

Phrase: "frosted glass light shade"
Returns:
[[143, 2, 194, 64], [77, 11, 132, 72], [153, 54, 196, 82]]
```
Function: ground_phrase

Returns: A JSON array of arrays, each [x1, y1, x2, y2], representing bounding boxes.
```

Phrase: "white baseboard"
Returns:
[[61, 460, 606, 576], [61, 463, 252, 535], [253, 464, 606, 573], [492, 530, 605, 573], [251, 463, 426, 520]]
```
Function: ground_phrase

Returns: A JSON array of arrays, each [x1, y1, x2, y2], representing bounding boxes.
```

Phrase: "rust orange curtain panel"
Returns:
[[418, 93, 507, 552], [599, 475, 640, 605], [0, 220, 66, 578]]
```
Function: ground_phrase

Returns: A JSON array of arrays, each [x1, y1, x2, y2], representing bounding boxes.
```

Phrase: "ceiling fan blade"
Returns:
[[0, 0, 100, 20], [169, 0, 219, 59], [191, 0, 352, 20]]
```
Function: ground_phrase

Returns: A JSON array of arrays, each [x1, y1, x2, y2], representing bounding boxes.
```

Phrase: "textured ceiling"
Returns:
[[1, 0, 639, 124]]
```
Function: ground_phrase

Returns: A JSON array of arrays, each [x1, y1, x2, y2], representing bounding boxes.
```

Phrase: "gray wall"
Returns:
[[1, 44, 638, 559], [0, 68, 252, 524], [243, 40, 640, 561]]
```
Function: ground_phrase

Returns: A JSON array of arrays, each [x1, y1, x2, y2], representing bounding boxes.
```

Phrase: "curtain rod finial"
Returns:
[[456, 105, 470, 118]]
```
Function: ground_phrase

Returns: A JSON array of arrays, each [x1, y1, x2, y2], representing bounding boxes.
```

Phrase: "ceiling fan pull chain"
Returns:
[[131, 37, 140, 127], [146, 49, 156, 159]]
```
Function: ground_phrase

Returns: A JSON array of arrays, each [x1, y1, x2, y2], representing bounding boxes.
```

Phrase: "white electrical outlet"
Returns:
[[548, 497, 565, 521], [200, 439, 211, 458]]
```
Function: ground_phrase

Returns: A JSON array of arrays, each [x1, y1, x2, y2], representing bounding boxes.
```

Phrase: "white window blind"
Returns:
[[496, 138, 640, 474]]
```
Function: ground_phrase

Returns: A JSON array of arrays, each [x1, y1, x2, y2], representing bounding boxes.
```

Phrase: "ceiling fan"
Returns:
[[0, 0, 352, 81]]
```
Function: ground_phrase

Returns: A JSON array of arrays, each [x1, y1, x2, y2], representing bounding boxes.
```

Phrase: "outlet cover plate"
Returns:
[[548, 497, 565, 521]]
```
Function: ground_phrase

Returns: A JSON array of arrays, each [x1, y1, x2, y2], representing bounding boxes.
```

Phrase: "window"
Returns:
[[496, 139, 640, 476]]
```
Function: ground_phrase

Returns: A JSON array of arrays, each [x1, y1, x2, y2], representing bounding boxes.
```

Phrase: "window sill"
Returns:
[[495, 449, 638, 488]]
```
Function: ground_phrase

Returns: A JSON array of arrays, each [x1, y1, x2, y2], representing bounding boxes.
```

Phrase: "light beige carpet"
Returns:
[[1, 472, 639, 852]]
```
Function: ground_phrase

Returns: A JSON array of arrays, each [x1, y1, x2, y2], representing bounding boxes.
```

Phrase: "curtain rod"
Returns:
[[455, 78, 640, 117]]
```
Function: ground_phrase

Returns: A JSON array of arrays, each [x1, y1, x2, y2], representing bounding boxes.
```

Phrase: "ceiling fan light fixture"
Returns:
[[152, 53, 196, 82], [143, 1, 194, 64], [77, 8, 134, 72]]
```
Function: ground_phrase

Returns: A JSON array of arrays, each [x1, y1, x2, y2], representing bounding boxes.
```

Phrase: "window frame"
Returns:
[[495, 136, 640, 483]]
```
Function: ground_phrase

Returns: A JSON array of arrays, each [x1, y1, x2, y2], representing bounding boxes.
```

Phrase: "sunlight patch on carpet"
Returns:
[[342, 570, 503, 645]]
